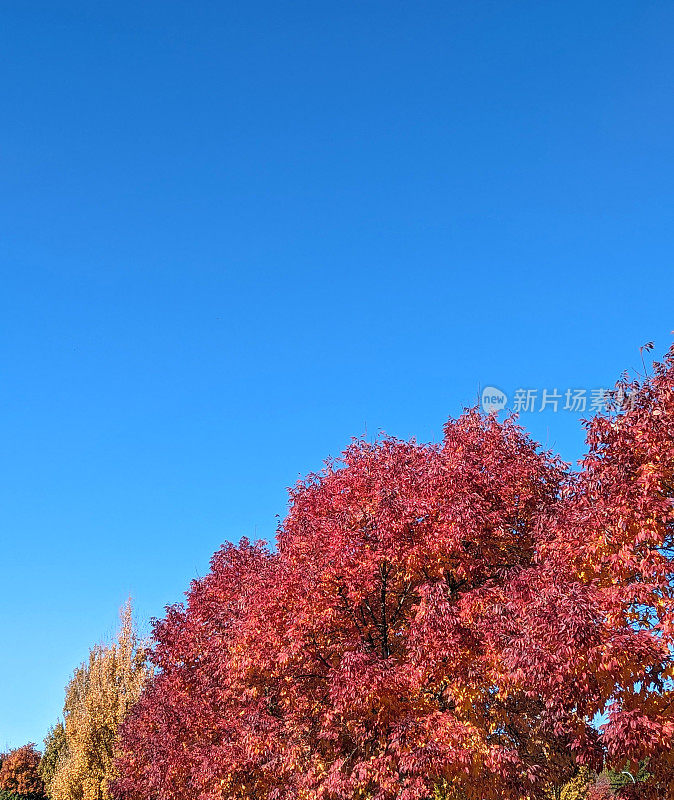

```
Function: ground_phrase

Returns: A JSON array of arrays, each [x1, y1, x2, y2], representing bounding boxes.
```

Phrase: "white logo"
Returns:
[[481, 386, 508, 414]]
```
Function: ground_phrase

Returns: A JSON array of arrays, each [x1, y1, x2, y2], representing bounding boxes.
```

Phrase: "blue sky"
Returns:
[[1, 0, 673, 749]]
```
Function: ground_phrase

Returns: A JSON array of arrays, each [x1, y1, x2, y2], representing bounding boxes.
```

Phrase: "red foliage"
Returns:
[[114, 345, 674, 800], [587, 775, 613, 800], [543, 347, 674, 795], [0, 744, 44, 797]]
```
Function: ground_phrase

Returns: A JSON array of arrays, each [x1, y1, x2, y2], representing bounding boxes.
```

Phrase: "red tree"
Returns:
[[0, 744, 45, 798], [544, 346, 674, 799], [114, 343, 674, 800], [115, 413, 620, 800]]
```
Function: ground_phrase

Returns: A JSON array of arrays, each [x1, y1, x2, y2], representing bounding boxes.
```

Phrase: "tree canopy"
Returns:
[[47, 603, 149, 800], [0, 744, 45, 800], [112, 346, 674, 800]]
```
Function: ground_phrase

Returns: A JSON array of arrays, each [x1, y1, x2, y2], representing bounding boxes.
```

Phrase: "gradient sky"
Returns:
[[1, 0, 673, 749]]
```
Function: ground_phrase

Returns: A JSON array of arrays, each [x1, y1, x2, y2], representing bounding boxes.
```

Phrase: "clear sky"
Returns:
[[1, 0, 673, 749]]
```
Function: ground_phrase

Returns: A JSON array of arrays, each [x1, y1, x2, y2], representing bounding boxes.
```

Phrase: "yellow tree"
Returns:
[[49, 602, 149, 800], [38, 723, 67, 798], [546, 769, 595, 800]]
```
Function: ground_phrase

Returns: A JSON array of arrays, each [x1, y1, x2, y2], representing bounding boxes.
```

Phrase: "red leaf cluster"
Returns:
[[587, 775, 613, 800], [548, 347, 674, 797], [0, 744, 45, 797], [114, 346, 674, 800]]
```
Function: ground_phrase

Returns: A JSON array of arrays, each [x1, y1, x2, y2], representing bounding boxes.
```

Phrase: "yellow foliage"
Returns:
[[546, 768, 594, 800], [49, 601, 150, 800], [432, 769, 595, 800]]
